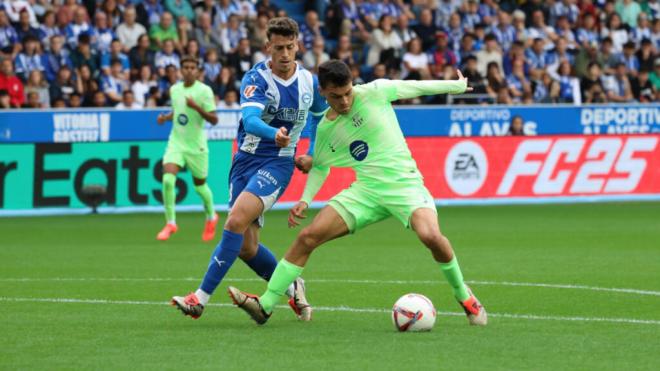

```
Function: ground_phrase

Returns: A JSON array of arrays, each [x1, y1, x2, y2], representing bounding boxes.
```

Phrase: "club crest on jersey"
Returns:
[[177, 114, 189, 126], [349, 140, 369, 161], [302, 92, 312, 104], [244, 85, 257, 98], [352, 113, 364, 128]]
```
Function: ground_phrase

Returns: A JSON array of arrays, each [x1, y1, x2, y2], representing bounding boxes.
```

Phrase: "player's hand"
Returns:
[[456, 70, 474, 93], [295, 155, 313, 174], [186, 96, 200, 111], [157, 113, 168, 124], [275, 127, 290, 148], [288, 201, 308, 228]]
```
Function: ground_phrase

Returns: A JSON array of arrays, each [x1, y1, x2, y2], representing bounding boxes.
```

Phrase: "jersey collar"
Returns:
[[266, 59, 299, 86]]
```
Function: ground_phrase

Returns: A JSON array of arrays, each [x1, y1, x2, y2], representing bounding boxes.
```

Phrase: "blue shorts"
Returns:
[[228, 151, 294, 227]]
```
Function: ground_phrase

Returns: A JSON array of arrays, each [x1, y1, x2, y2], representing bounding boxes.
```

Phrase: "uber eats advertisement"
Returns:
[[0, 141, 233, 211]]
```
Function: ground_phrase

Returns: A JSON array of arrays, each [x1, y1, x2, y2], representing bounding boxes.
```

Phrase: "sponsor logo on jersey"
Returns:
[[266, 106, 307, 122], [244, 85, 257, 98], [352, 113, 364, 128], [301, 92, 312, 104], [177, 114, 189, 126], [349, 140, 369, 161], [444, 141, 488, 196]]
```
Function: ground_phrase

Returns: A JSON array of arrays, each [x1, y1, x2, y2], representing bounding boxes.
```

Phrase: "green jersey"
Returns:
[[301, 79, 466, 205], [168, 80, 216, 153]]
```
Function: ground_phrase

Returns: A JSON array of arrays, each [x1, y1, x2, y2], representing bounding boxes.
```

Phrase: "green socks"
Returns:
[[439, 256, 470, 302], [260, 259, 304, 313], [162, 173, 177, 223], [194, 183, 215, 219]]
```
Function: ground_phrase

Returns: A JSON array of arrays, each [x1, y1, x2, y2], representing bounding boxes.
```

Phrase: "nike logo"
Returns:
[[214, 257, 226, 268]]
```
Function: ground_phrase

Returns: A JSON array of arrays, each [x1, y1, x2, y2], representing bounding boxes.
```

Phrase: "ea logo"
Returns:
[[178, 114, 189, 126], [302, 92, 312, 104], [349, 140, 369, 161], [444, 141, 488, 196]]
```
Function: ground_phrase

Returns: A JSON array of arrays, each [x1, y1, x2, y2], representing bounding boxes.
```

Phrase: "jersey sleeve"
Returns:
[[372, 79, 467, 101], [309, 75, 328, 116], [201, 85, 216, 112], [239, 69, 268, 109], [300, 165, 330, 205]]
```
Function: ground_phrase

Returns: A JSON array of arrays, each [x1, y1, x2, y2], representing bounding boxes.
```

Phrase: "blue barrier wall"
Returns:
[[0, 104, 658, 144]]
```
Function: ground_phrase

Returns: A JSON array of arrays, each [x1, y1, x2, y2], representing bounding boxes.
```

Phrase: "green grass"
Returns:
[[1, 202, 659, 370]]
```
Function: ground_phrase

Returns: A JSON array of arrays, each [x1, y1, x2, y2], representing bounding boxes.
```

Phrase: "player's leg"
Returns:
[[409, 207, 487, 326], [228, 204, 350, 324], [187, 152, 218, 241], [157, 158, 182, 241]]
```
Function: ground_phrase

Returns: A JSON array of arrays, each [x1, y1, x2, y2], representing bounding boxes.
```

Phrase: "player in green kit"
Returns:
[[228, 60, 487, 326], [156, 55, 220, 241]]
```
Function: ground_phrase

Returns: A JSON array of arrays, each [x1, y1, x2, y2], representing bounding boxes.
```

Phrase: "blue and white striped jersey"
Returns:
[[238, 61, 326, 157]]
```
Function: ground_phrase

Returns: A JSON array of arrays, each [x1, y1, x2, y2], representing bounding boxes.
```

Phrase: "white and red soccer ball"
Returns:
[[392, 293, 437, 332]]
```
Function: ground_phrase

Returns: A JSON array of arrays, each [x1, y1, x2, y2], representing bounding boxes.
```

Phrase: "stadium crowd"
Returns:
[[0, 0, 658, 109]]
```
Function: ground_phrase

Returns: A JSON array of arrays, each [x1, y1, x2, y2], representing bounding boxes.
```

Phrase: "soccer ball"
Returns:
[[392, 293, 437, 332]]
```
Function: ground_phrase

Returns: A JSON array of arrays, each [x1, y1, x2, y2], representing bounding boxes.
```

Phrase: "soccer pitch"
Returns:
[[1, 202, 658, 370]]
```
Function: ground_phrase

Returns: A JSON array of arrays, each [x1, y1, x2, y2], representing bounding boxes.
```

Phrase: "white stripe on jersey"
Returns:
[[280, 69, 313, 157]]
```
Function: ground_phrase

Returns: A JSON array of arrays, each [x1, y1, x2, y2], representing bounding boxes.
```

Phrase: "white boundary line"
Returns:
[[1, 277, 658, 297], [0, 296, 658, 326]]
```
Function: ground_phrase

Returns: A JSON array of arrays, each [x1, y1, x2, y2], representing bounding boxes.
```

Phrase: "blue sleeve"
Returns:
[[309, 75, 328, 116], [242, 106, 278, 140], [306, 113, 321, 155]]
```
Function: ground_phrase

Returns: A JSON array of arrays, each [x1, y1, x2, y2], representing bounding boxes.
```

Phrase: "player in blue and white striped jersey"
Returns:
[[172, 17, 327, 321]]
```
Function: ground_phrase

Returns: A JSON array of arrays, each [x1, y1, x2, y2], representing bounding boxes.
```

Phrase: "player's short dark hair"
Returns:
[[267, 17, 299, 40], [318, 60, 352, 89], [180, 55, 198, 68]]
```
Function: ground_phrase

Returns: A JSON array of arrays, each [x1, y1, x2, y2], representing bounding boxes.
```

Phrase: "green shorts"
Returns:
[[163, 147, 208, 179], [328, 180, 436, 233]]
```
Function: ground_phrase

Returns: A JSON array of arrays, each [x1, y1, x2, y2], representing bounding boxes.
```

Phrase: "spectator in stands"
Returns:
[[75, 64, 98, 106], [485, 61, 507, 99], [226, 37, 252, 80], [412, 8, 437, 51], [255, 0, 279, 19], [101, 59, 129, 105], [116, 90, 141, 109], [303, 36, 330, 73], [370, 63, 387, 82], [210, 65, 236, 100], [463, 55, 487, 94], [331, 34, 356, 66], [605, 62, 635, 102], [0, 89, 11, 108], [116, 6, 147, 53], [508, 115, 525, 135], [507, 58, 531, 102], [194, 0, 218, 25], [630, 13, 652, 46], [65, 6, 91, 49], [650, 59, 660, 90], [23, 90, 43, 108], [194, 13, 222, 54], [547, 37, 575, 72], [631, 69, 655, 102], [176, 15, 194, 51], [601, 13, 628, 53], [511, 10, 529, 46], [435, 0, 459, 31], [0, 9, 19, 60], [42, 35, 71, 82], [446, 13, 464, 53], [166, 0, 195, 23], [637, 38, 656, 72], [48, 65, 74, 104], [101, 39, 130, 79], [530, 70, 558, 103], [202, 48, 222, 83], [150, 11, 179, 50], [92, 90, 107, 107], [620, 41, 640, 77], [137, 0, 164, 28], [129, 34, 155, 80], [457, 32, 478, 65], [395, 14, 416, 46], [184, 39, 203, 66], [220, 14, 247, 55], [430, 32, 457, 78], [463, 0, 483, 31], [132, 65, 156, 107], [91, 10, 115, 53], [214, 0, 241, 26], [367, 15, 403, 69], [300, 10, 322, 51], [23, 70, 49, 108], [0, 58, 24, 107], [476, 33, 503, 77], [581, 62, 608, 103], [528, 9, 558, 46], [14, 36, 44, 82], [155, 39, 180, 76], [526, 38, 550, 77], [158, 64, 179, 102], [616, 0, 642, 28], [217, 88, 239, 111], [401, 37, 431, 80], [69, 92, 82, 108], [492, 10, 516, 53], [56, 0, 78, 29], [555, 60, 582, 104], [16, 9, 39, 41], [554, 16, 577, 49], [39, 11, 62, 50], [71, 34, 99, 79], [248, 12, 269, 51], [598, 37, 619, 75]]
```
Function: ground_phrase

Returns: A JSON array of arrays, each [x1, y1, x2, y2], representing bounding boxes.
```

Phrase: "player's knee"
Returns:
[[418, 230, 446, 250], [162, 173, 176, 190], [223, 214, 249, 233], [297, 228, 321, 252]]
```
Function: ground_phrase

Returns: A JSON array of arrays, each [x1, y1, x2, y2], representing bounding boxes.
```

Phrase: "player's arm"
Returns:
[[289, 164, 330, 228], [240, 71, 290, 147], [157, 111, 174, 124], [375, 70, 472, 101], [186, 96, 218, 125]]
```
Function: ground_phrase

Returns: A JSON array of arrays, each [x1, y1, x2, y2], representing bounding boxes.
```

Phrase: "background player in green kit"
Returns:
[[228, 60, 487, 326], [156, 55, 219, 241]]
